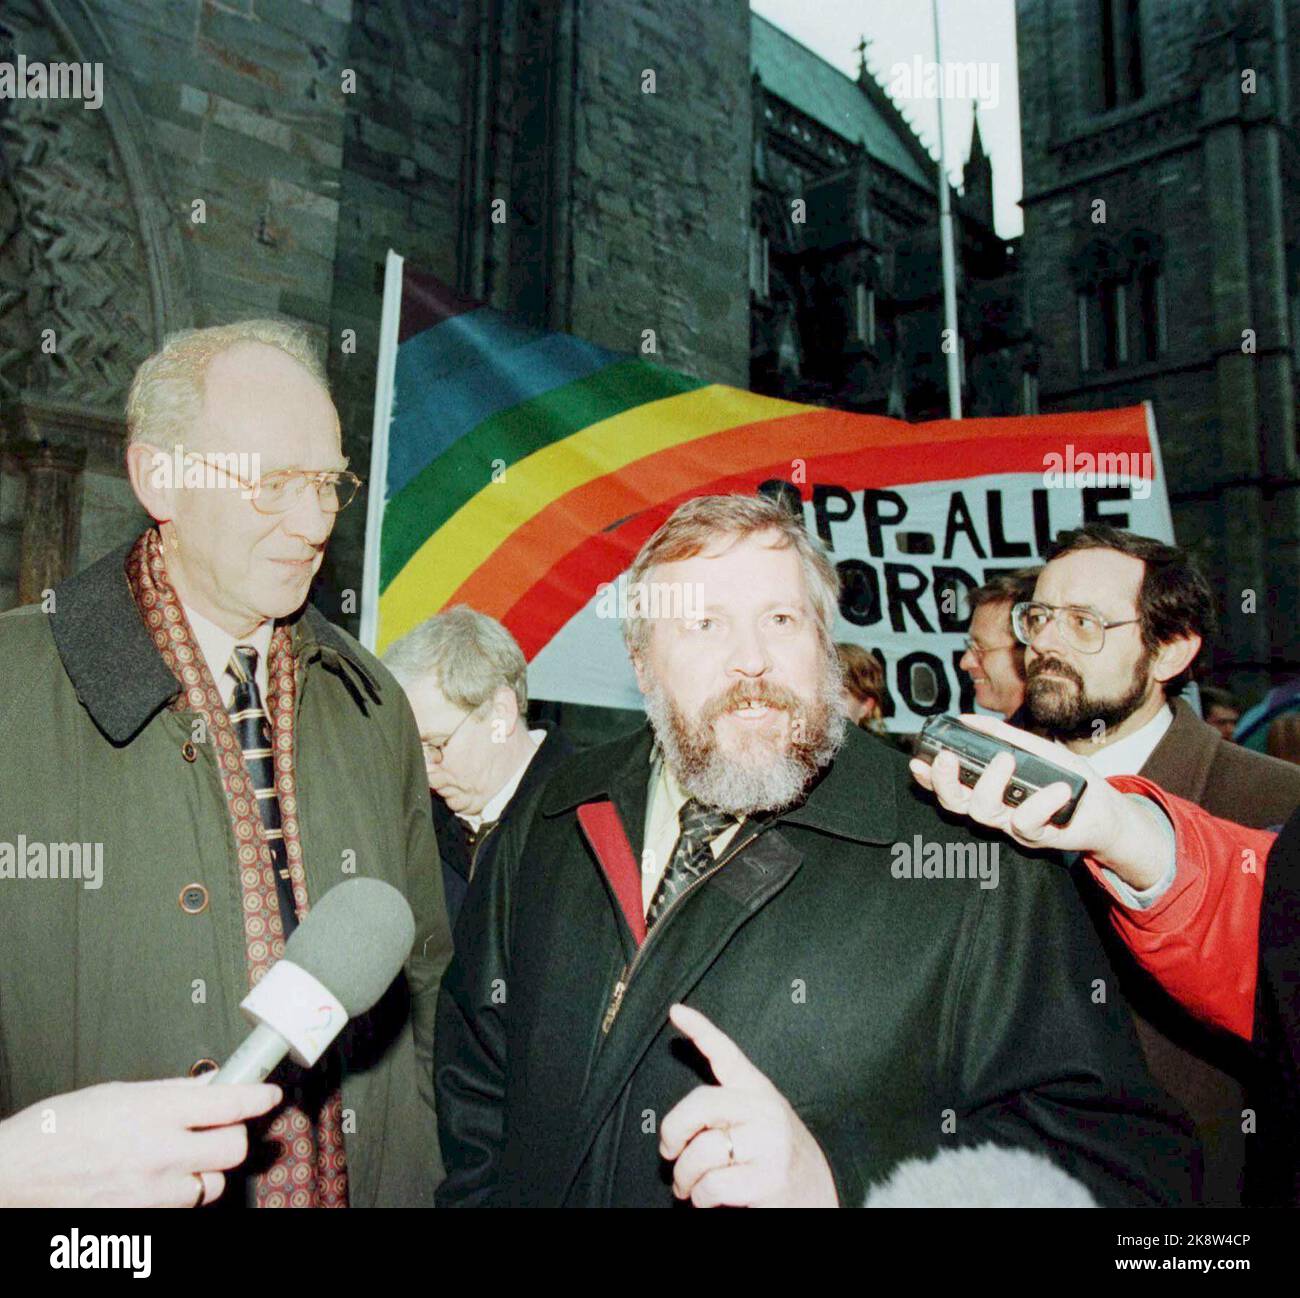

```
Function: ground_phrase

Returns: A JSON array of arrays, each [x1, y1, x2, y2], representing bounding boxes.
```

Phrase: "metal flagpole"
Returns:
[[359, 248, 404, 651], [932, 0, 962, 419]]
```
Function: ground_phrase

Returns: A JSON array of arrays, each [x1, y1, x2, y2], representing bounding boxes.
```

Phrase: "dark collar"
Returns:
[[1139, 698, 1212, 794], [49, 539, 378, 745], [517, 719, 577, 792], [540, 720, 899, 845]]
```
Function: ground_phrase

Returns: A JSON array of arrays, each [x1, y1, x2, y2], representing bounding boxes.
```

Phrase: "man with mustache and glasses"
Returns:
[[434, 494, 1195, 1208], [1014, 523, 1300, 1206]]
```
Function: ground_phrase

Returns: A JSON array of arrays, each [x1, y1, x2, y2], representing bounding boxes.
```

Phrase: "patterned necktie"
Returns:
[[646, 799, 738, 929], [227, 645, 299, 937]]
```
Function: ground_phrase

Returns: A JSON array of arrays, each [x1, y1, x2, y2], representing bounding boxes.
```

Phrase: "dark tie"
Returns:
[[226, 645, 299, 937], [646, 798, 738, 929], [464, 817, 499, 849]]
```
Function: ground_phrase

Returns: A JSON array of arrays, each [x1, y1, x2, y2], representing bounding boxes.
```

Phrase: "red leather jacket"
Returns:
[[1082, 775, 1273, 1042]]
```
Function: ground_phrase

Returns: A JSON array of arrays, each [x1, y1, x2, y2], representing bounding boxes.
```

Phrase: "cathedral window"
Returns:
[[856, 284, 876, 345], [1021, 370, 1039, 415], [1135, 263, 1165, 362], [1098, 0, 1145, 111], [1078, 280, 1126, 372]]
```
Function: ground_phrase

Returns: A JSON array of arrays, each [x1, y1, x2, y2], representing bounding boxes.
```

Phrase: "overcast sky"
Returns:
[[749, 0, 1024, 237]]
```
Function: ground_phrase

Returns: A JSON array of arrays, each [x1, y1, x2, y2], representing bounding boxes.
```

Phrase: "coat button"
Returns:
[[181, 740, 198, 763], [179, 883, 209, 915], [189, 1058, 218, 1077]]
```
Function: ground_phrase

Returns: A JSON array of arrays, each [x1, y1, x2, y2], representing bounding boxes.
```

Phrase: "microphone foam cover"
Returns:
[[283, 877, 415, 1018], [863, 1143, 1098, 1208]]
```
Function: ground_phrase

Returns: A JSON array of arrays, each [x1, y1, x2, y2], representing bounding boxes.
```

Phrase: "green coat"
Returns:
[[0, 542, 451, 1207], [436, 723, 1198, 1207]]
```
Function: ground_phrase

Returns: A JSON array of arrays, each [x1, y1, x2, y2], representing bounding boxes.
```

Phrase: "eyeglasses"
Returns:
[[1011, 601, 1140, 655], [184, 454, 362, 515], [962, 637, 1018, 661], [421, 711, 474, 766]]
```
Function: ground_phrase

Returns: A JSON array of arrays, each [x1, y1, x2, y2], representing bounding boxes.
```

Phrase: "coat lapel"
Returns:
[[557, 826, 805, 1200], [541, 726, 654, 960], [1140, 700, 1214, 803], [49, 541, 179, 744], [577, 801, 647, 948]]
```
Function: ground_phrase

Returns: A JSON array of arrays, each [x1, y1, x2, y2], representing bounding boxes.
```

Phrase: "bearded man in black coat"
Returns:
[[434, 493, 1196, 1208]]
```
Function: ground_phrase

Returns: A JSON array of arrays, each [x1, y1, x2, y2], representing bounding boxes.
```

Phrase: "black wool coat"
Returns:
[[435, 724, 1197, 1207], [432, 721, 576, 929]]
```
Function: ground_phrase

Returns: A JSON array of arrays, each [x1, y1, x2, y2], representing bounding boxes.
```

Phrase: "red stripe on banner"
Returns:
[[444, 405, 1151, 629], [446, 418, 1153, 660]]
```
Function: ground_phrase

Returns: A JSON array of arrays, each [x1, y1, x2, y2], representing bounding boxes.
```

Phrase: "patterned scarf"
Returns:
[[126, 528, 348, 1208]]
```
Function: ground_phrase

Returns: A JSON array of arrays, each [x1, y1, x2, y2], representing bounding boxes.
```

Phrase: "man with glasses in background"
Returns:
[[0, 320, 450, 1207], [1013, 523, 1300, 1206], [384, 607, 574, 930], [957, 569, 1039, 721]]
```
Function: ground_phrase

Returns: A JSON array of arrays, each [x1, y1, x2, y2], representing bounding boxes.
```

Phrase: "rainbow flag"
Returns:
[[361, 255, 1172, 725]]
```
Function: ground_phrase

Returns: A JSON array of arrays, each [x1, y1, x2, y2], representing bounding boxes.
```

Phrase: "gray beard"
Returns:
[[640, 658, 847, 817]]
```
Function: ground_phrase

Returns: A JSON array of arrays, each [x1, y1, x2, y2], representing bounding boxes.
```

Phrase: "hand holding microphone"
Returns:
[[0, 1077, 281, 1208], [0, 878, 414, 1207]]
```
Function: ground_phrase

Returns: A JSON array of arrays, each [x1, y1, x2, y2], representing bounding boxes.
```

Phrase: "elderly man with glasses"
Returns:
[[0, 320, 451, 1208], [383, 607, 575, 930], [1010, 522, 1300, 1207]]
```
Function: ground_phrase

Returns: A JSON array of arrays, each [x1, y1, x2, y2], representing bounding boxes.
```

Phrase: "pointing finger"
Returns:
[[667, 1004, 766, 1092]]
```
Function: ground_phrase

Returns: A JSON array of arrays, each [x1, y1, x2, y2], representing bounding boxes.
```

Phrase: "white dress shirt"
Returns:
[[1064, 702, 1174, 779], [1054, 703, 1178, 908], [461, 728, 546, 834], [183, 603, 274, 710], [641, 749, 744, 913]]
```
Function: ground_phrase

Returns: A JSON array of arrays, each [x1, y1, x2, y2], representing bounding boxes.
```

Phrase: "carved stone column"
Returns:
[[12, 440, 86, 604]]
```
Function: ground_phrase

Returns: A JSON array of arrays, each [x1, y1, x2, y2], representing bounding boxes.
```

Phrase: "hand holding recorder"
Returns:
[[909, 714, 1174, 890]]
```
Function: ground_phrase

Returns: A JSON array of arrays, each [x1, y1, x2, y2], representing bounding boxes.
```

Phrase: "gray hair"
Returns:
[[126, 318, 330, 451], [383, 605, 529, 714], [622, 493, 841, 656]]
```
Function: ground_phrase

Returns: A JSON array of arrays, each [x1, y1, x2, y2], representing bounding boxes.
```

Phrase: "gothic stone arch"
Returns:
[[0, 0, 191, 603]]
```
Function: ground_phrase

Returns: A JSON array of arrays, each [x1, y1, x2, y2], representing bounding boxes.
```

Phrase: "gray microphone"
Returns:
[[213, 878, 415, 1085], [863, 1143, 1098, 1208]]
